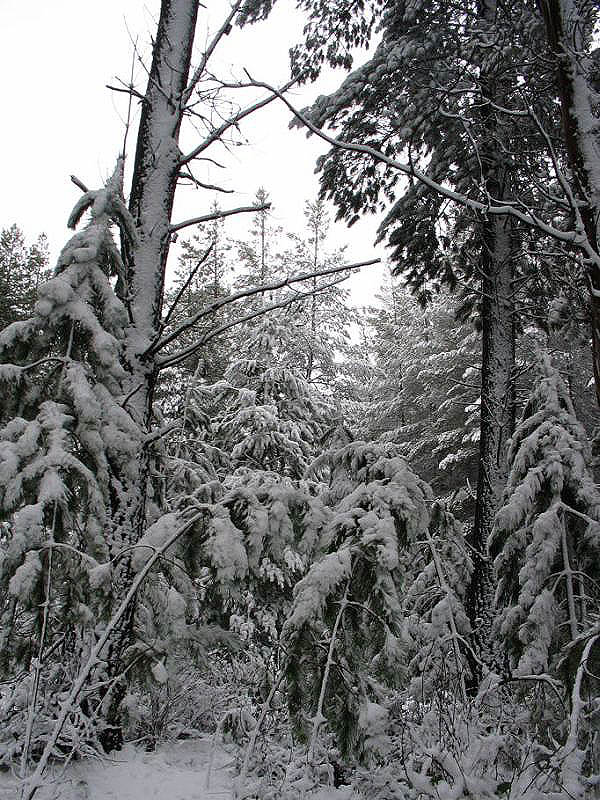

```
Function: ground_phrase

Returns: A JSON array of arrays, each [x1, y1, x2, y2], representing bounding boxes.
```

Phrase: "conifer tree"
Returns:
[[236, 188, 280, 289], [0, 160, 143, 755], [279, 199, 354, 393], [285, 438, 432, 760], [0, 226, 50, 331], [491, 354, 600, 677], [210, 314, 328, 479]]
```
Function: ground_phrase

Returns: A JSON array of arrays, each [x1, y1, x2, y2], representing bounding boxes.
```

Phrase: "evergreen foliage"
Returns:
[[491, 354, 600, 677], [285, 439, 431, 758], [0, 225, 50, 331]]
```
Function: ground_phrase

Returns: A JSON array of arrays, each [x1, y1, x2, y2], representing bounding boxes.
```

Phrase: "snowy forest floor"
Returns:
[[0, 738, 235, 800], [0, 738, 354, 800]]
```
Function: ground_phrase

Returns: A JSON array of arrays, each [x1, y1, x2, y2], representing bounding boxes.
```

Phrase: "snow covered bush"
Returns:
[[285, 438, 432, 760]]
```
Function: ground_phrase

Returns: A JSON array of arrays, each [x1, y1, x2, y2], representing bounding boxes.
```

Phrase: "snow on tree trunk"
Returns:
[[96, 0, 201, 746], [538, 0, 600, 407]]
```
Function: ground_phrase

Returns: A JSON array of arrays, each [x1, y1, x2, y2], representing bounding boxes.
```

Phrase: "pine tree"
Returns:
[[164, 202, 235, 384], [403, 502, 473, 702], [365, 280, 481, 512], [280, 199, 354, 392], [0, 225, 50, 331], [0, 161, 143, 756], [210, 314, 328, 479], [236, 188, 281, 289], [491, 354, 600, 677]]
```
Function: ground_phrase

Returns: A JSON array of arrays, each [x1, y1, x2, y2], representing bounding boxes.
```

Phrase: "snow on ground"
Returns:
[[0, 738, 235, 800]]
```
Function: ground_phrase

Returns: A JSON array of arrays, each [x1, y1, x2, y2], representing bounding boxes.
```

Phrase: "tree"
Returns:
[[0, 2, 302, 777], [209, 313, 328, 479], [244, 0, 600, 684], [0, 225, 50, 331], [364, 278, 481, 512], [491, 354, 600, 677], [236, 188, 281, 288], [286, 439, 432, 760], [280, 199, 355, 393], [0, 162, 143, 757]]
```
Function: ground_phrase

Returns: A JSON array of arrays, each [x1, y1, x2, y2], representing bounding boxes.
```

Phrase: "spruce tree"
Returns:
[[285, 438, 432, 760], [0, 225, 50, 331]]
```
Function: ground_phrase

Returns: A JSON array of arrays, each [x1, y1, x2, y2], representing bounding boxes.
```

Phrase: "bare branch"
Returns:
[[170, 203, 271, 233], [181, 2, 243, 106], [160, 242, 215, 332], [157, 274, 352, 370], [177, 171, 234, 193], [70, 175, 88, 193], [106, 83, 146, 102], [179, 77, 297, 166], [149, 257, 379, 356]]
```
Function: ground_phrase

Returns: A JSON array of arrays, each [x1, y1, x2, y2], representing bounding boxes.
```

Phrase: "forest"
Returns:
[[0, 1, 599, 798]]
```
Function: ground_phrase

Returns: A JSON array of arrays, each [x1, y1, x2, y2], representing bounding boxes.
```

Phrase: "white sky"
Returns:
[[0, 1, 387, 297]]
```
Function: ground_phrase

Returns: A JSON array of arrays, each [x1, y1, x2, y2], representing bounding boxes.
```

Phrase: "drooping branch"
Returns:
[[239, 74, 599, 263], [20, 509, 208, 800], [170, 202, 271, 233], [149, 257, 379, 356]]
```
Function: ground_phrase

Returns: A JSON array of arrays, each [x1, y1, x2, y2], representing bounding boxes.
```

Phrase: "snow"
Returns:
[[0, 739, 359, 800], [0, 739, 235, 800]]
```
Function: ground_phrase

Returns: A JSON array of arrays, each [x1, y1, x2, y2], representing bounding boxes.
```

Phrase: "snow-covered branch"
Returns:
[[149, 257, 379, 356], [157, 273, 353, 369], [239, 74, 600, 267], [169, 202, 271, 233], [19, 510, 208, 800]]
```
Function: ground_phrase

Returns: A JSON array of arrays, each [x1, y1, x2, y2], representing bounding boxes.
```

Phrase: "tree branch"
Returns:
[[157, 273, 353, 370], [149, 257, 379, 356], [160, 242, 214, 332], [170, 203, 270, 233], [239, 73, 600, 266], [179, 77, 297, 166], [181, 2, 243, 106]]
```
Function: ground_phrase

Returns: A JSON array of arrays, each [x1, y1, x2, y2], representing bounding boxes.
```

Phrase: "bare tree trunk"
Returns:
[[467, 215, 515, 687], [101, 0, 200, 747]]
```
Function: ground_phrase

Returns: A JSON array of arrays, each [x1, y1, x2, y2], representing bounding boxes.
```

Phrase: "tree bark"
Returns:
[[465, 0, 517, 688], [467, 214, 515, 685]]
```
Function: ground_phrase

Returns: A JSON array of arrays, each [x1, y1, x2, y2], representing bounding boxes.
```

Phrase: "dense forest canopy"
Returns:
[[0, 2, 599, 799]]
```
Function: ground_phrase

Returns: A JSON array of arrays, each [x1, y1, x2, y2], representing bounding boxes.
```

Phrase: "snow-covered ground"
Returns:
[[0, 738, 235, 800]]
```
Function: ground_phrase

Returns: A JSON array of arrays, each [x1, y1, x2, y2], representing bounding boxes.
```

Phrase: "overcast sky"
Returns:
[[0, 1, 387, 296]]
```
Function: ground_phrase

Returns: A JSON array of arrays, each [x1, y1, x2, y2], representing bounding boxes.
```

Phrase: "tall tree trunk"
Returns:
[[467, 215, 515, 685], [465, 0, 517, 688], [538, 0, 600, 407], [101, 0, 200, 747]]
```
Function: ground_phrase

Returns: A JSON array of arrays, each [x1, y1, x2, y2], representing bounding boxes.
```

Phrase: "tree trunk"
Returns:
[[537, 0, 600, 407], [465, 0, 517, 688], [467, 215, 515, 685], [101, 0, 200, 745]]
